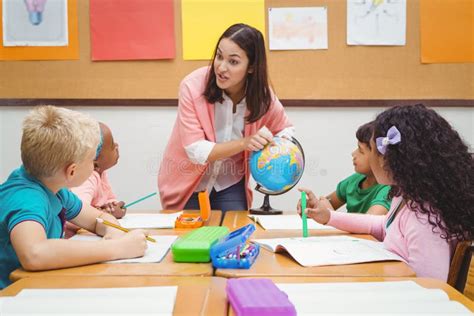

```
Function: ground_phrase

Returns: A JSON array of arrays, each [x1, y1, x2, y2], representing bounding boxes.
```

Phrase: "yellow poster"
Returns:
[[182, 0, 265, 60], [0, 0, 79, 60], [420, 0, 473, 63]]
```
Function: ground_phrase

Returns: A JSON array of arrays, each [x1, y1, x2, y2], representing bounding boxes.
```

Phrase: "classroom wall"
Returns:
[[1, 106, 472, 212], [0, 0, 473, 100]]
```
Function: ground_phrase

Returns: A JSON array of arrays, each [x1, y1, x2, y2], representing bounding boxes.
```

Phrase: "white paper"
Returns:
[[1, 286, 177, 315], [253, 235, 404, 267], [3, 0, 68, 47], [276, 281, 471, 315], [268, 7, 328, 50], [118, 212, 182, 229], [347, 0, 406, 46], [249, 214, 337, 230], [71, 235, 177, 263]]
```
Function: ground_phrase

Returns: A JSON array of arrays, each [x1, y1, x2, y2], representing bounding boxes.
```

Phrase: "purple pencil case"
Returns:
[[226, 278, 296, 316]]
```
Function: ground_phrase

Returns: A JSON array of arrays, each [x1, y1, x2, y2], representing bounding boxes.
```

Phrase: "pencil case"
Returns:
[[226, 278, 297, 316], [210, 224, 260, 269], [175, 191, 211, 228], [171, 226, 229, 262]]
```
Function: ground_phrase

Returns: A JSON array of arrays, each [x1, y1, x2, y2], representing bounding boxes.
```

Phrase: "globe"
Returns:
[[249, 137, 305, 214]]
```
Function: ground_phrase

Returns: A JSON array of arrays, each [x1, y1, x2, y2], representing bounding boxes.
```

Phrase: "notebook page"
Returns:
[[276, 282, 471, 315], [17, 286, 176, 298], [71, 235, 177, 263], [253, 236, 404, 266], [249, 214, 337, 230], [118, 212, 182, 229], [288, 300, 470, 314], [0, 286, 177, 315], [277, 280, 424, 292]]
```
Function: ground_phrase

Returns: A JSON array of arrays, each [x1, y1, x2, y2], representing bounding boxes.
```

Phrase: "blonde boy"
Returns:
[[0, 106, 147, 289]]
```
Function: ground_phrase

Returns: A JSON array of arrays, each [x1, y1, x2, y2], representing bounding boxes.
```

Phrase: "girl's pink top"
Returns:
[[71, 170, 117, 207], [158, 67, 292, 210], [327, 196, 456, 281]]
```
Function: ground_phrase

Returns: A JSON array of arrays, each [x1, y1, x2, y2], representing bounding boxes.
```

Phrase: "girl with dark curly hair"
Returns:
[[298, 104, 473, 281]]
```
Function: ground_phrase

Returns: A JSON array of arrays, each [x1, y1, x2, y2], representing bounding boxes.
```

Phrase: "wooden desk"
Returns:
[[218, 211, 416, 278], [227, 277, 474, 315], [144, 209, 222, 236], [10, 251, 214, 282], [223, 210, 348, 238], [9, 210, 222, 282], [1, 276, 227, 316]]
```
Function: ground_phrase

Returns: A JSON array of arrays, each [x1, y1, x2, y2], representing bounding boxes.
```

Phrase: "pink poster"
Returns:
[[90, 0, 175, 61]]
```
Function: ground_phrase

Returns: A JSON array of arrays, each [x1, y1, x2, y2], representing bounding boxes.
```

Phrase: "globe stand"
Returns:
[[249, 194, 282, 215]]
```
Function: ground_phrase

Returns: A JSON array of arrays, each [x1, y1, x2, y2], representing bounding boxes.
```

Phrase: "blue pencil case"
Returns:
[[210, 224, 260, 269]]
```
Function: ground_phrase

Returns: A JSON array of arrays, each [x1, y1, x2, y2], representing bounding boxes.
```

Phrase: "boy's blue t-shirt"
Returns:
[[0, 166, 82, 289]]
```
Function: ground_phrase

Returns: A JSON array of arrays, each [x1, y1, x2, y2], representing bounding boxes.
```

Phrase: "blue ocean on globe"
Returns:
[[249, 137, 304, 193]]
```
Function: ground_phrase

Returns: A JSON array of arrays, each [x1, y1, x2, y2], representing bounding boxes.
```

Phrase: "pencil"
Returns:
[[96, 218, 156, 243], [301, 191, 308, 238], [124, 192, 157, 209]]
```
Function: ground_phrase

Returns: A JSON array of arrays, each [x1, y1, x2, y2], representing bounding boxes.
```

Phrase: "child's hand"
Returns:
[[100, 201, 126, 219], [114, 229, 148, 259], [99, 202, 115, 214], [305, 196, 333, 225], [111, 201, 126, 219], [243, 126, 273, 151], [103, 225, 126, 240], [296, 188, 319, 216]]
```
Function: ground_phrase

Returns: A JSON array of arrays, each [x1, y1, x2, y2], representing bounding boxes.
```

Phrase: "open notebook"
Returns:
[[253, 235, 404, 267], [71, 235, 177, 263], [276, 281, 471, 314], [118, 212, 183, 229], [249, 214, 336, 230], [0, 286, 177, 315]]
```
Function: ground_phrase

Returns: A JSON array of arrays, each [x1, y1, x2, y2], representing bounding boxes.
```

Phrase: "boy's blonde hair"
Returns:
[[21, 105, 100, 178]]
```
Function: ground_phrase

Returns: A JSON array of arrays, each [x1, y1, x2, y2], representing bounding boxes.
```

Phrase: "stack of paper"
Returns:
[[0, 286, 177, 315], [249, 214, 336, 230], [119, 212, 182, 229], [71, 235, 178, 263], [253, 235, 404, 267], [276, 281, 471, 314]]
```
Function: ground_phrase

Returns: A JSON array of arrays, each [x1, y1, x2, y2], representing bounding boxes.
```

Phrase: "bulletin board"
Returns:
[[0, 0, 472, 106]]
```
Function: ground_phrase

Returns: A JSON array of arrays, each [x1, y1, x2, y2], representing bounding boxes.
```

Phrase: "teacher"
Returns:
[[158, 23, 294, 212]]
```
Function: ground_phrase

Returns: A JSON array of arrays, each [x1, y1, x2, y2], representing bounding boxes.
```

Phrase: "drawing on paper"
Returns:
[[347, 0, 406, 45], [3, 0, 68, 46], [269, 7, 328, 50]]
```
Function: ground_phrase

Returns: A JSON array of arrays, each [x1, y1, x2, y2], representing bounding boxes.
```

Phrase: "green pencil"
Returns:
[[124, 192, 157, 209], [301, 191, 308, 237]]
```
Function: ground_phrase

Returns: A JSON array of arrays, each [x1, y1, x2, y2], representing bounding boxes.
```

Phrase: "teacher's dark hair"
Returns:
[[204, 23, 271, 123]]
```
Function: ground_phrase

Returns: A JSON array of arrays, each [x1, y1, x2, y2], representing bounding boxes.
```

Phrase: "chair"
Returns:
[[447, 240, 473, 293]]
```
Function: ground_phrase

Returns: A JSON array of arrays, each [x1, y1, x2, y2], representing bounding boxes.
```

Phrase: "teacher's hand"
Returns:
[[243, 127, 273, 151]]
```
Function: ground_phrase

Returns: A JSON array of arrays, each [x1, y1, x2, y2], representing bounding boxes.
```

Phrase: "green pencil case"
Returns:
[[171, 226, 229, 262]]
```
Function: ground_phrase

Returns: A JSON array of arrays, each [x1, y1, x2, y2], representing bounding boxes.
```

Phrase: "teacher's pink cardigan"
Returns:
[[158, 67, 293, 210]]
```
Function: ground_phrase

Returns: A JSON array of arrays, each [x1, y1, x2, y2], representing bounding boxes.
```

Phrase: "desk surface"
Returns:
[[223, 210, 349, 238], [218, 211, 416, 278], [227, 277, 474, 314], [1, 276, 228, 316], [150, 209, 222, 235], [10, 210, 222, 282]]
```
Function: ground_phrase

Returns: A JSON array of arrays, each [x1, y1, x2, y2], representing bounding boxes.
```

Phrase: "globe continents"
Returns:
[[249, 137, 305, 193]]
